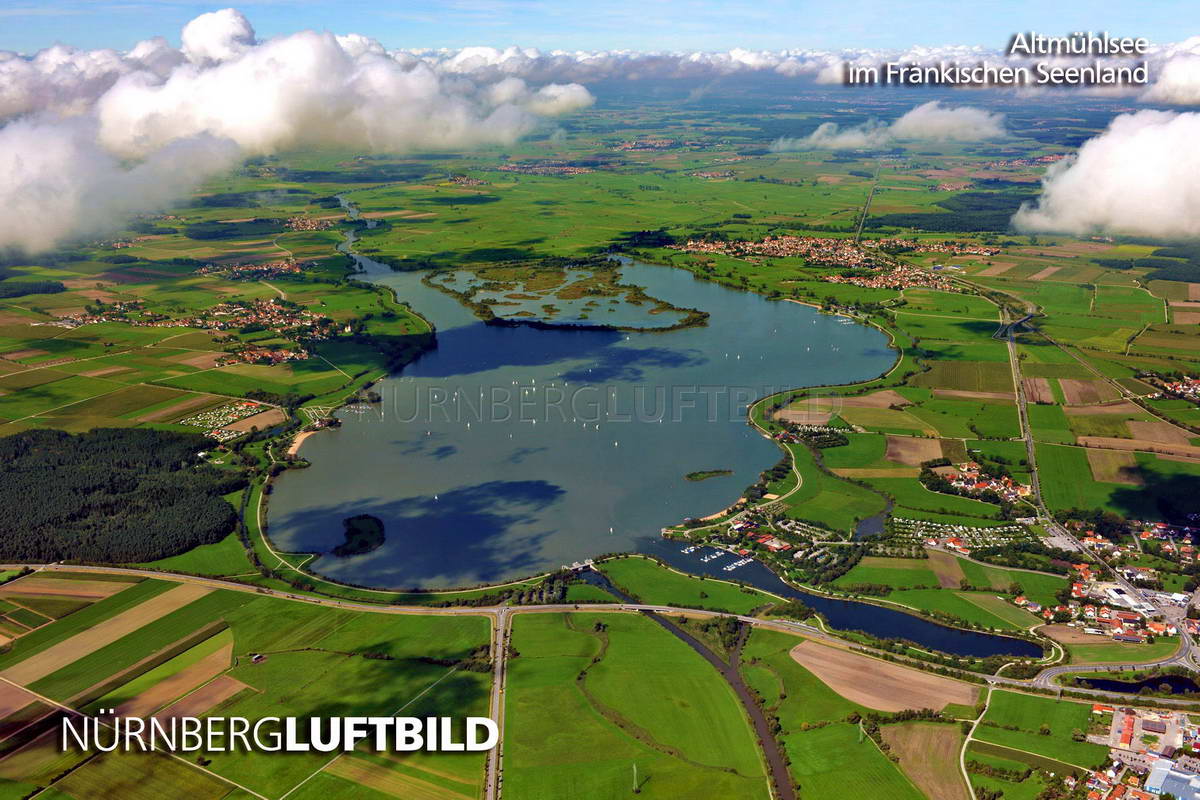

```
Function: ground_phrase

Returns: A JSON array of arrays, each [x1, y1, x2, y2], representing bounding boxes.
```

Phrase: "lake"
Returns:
[[268, 252, 895, 590]]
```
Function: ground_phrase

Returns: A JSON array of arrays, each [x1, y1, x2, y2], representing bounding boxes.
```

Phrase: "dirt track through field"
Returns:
[[925, 549, 967, 589], [0, 584, 211, 686], [790, 641, 977, 711], [933, 389, 1012, 401], [1077, 438, 1200, 459]]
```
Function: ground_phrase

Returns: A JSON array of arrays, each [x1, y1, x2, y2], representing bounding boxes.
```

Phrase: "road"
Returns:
[[16, 560, 1200, 800], [484, 606, 511, 800]]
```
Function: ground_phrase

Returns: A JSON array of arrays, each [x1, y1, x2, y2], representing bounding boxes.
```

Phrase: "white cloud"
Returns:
[[0, 10, 595, 252], [1013, 110, 1200, 238], [0, 117, 239, 253], [771, 101, 1004, 151], [889, 101, 1006, 141], [180, 8, 257, 66]]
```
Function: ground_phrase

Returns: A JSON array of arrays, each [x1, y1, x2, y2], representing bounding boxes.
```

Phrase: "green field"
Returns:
[[974, 691, 1109, 768], [599, 557, 775, 614], [786, 723, 924, 800], [504, 611, 770, 799], [832, 556, 939, 589]]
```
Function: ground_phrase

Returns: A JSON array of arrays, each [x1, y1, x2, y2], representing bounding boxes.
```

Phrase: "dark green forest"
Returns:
[[0, 428, 245, 562]]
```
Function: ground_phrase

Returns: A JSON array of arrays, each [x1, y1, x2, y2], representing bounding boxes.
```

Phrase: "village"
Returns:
[[1149, 375, 1200, 404], [195, 258, 306, 279], [929, 460, 1035, 504], [823, 263, 958, 291], [1087, 710, 1200, 800]]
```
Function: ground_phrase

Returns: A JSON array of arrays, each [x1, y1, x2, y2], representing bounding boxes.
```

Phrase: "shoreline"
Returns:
[[263, 241, 907, 597], [285, 430, 318, 458]]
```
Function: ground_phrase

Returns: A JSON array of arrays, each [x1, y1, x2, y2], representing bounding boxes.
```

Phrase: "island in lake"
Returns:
[[685, 469, 733, 482], [332, 514, 386, 557]]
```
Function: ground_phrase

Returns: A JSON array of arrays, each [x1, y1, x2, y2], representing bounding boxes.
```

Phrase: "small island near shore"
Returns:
[[684, 469, 733, 482], [331, 514, 386, 557]]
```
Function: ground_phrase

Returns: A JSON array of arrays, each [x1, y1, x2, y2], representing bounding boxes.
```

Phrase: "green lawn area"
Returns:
[[862, 476, 1002, 519], [956, 559, 1066, 607], [965, 745, 1052, 800], [599, 557, 775, 614], [136, 531, 252, 577], [974, 691, 1109, 768], [820, 433, 888, 469], [1065, 636, 1180, 665], [883, 588, 1024, 630], [780, 444, 888, 532], [786, 723, 924, 800], [831, 556, 939, 589], [504, 611, 770, 800]]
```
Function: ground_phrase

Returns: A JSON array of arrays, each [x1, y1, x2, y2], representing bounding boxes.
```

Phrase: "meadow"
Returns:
[[973, 691, 1109, 768], [503, 611, 770, 800]]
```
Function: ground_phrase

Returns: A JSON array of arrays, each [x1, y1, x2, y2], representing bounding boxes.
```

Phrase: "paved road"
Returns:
[[484, 606, 511, 800]]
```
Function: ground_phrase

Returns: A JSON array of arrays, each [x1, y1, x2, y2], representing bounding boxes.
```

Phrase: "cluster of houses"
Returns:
[[1151, 376, 1200, 404], [691, 170, 735, 179], [196, 259, 305, 279], [190, 299, 339, 341], [284, 216, 334, 232], [449, 175, 490, 186], [614, 138, 684, 151], [1016, 589, 1175, 641], [497, 161, 594, 176], [180, 401, 268, 441], [217, 346, 310, 367], [934, 181, 972, 191], [675, 234, 883, 268], [983, 153, 1067, 170], [859, 238, 1000, 256], [932, 461, 1034, 503], [823, 264, 957, 291], [46, 301, 150, 329]]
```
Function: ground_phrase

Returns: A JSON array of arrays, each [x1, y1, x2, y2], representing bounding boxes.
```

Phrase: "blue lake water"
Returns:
[[643, 542, 1043, 658], [268, 255, 894, 589]]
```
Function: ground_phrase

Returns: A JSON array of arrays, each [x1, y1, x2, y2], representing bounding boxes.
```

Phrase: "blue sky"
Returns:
[[1, 0, 1190, 54]]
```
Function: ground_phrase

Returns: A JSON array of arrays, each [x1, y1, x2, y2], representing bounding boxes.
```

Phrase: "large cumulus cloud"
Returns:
[[1013, 110, 1200, 238], [771, 101, 1006, 151], [0, 9, 595, 252]]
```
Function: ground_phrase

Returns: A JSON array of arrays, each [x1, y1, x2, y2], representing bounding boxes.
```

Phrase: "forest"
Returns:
[[0, 428, 245, 563]]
